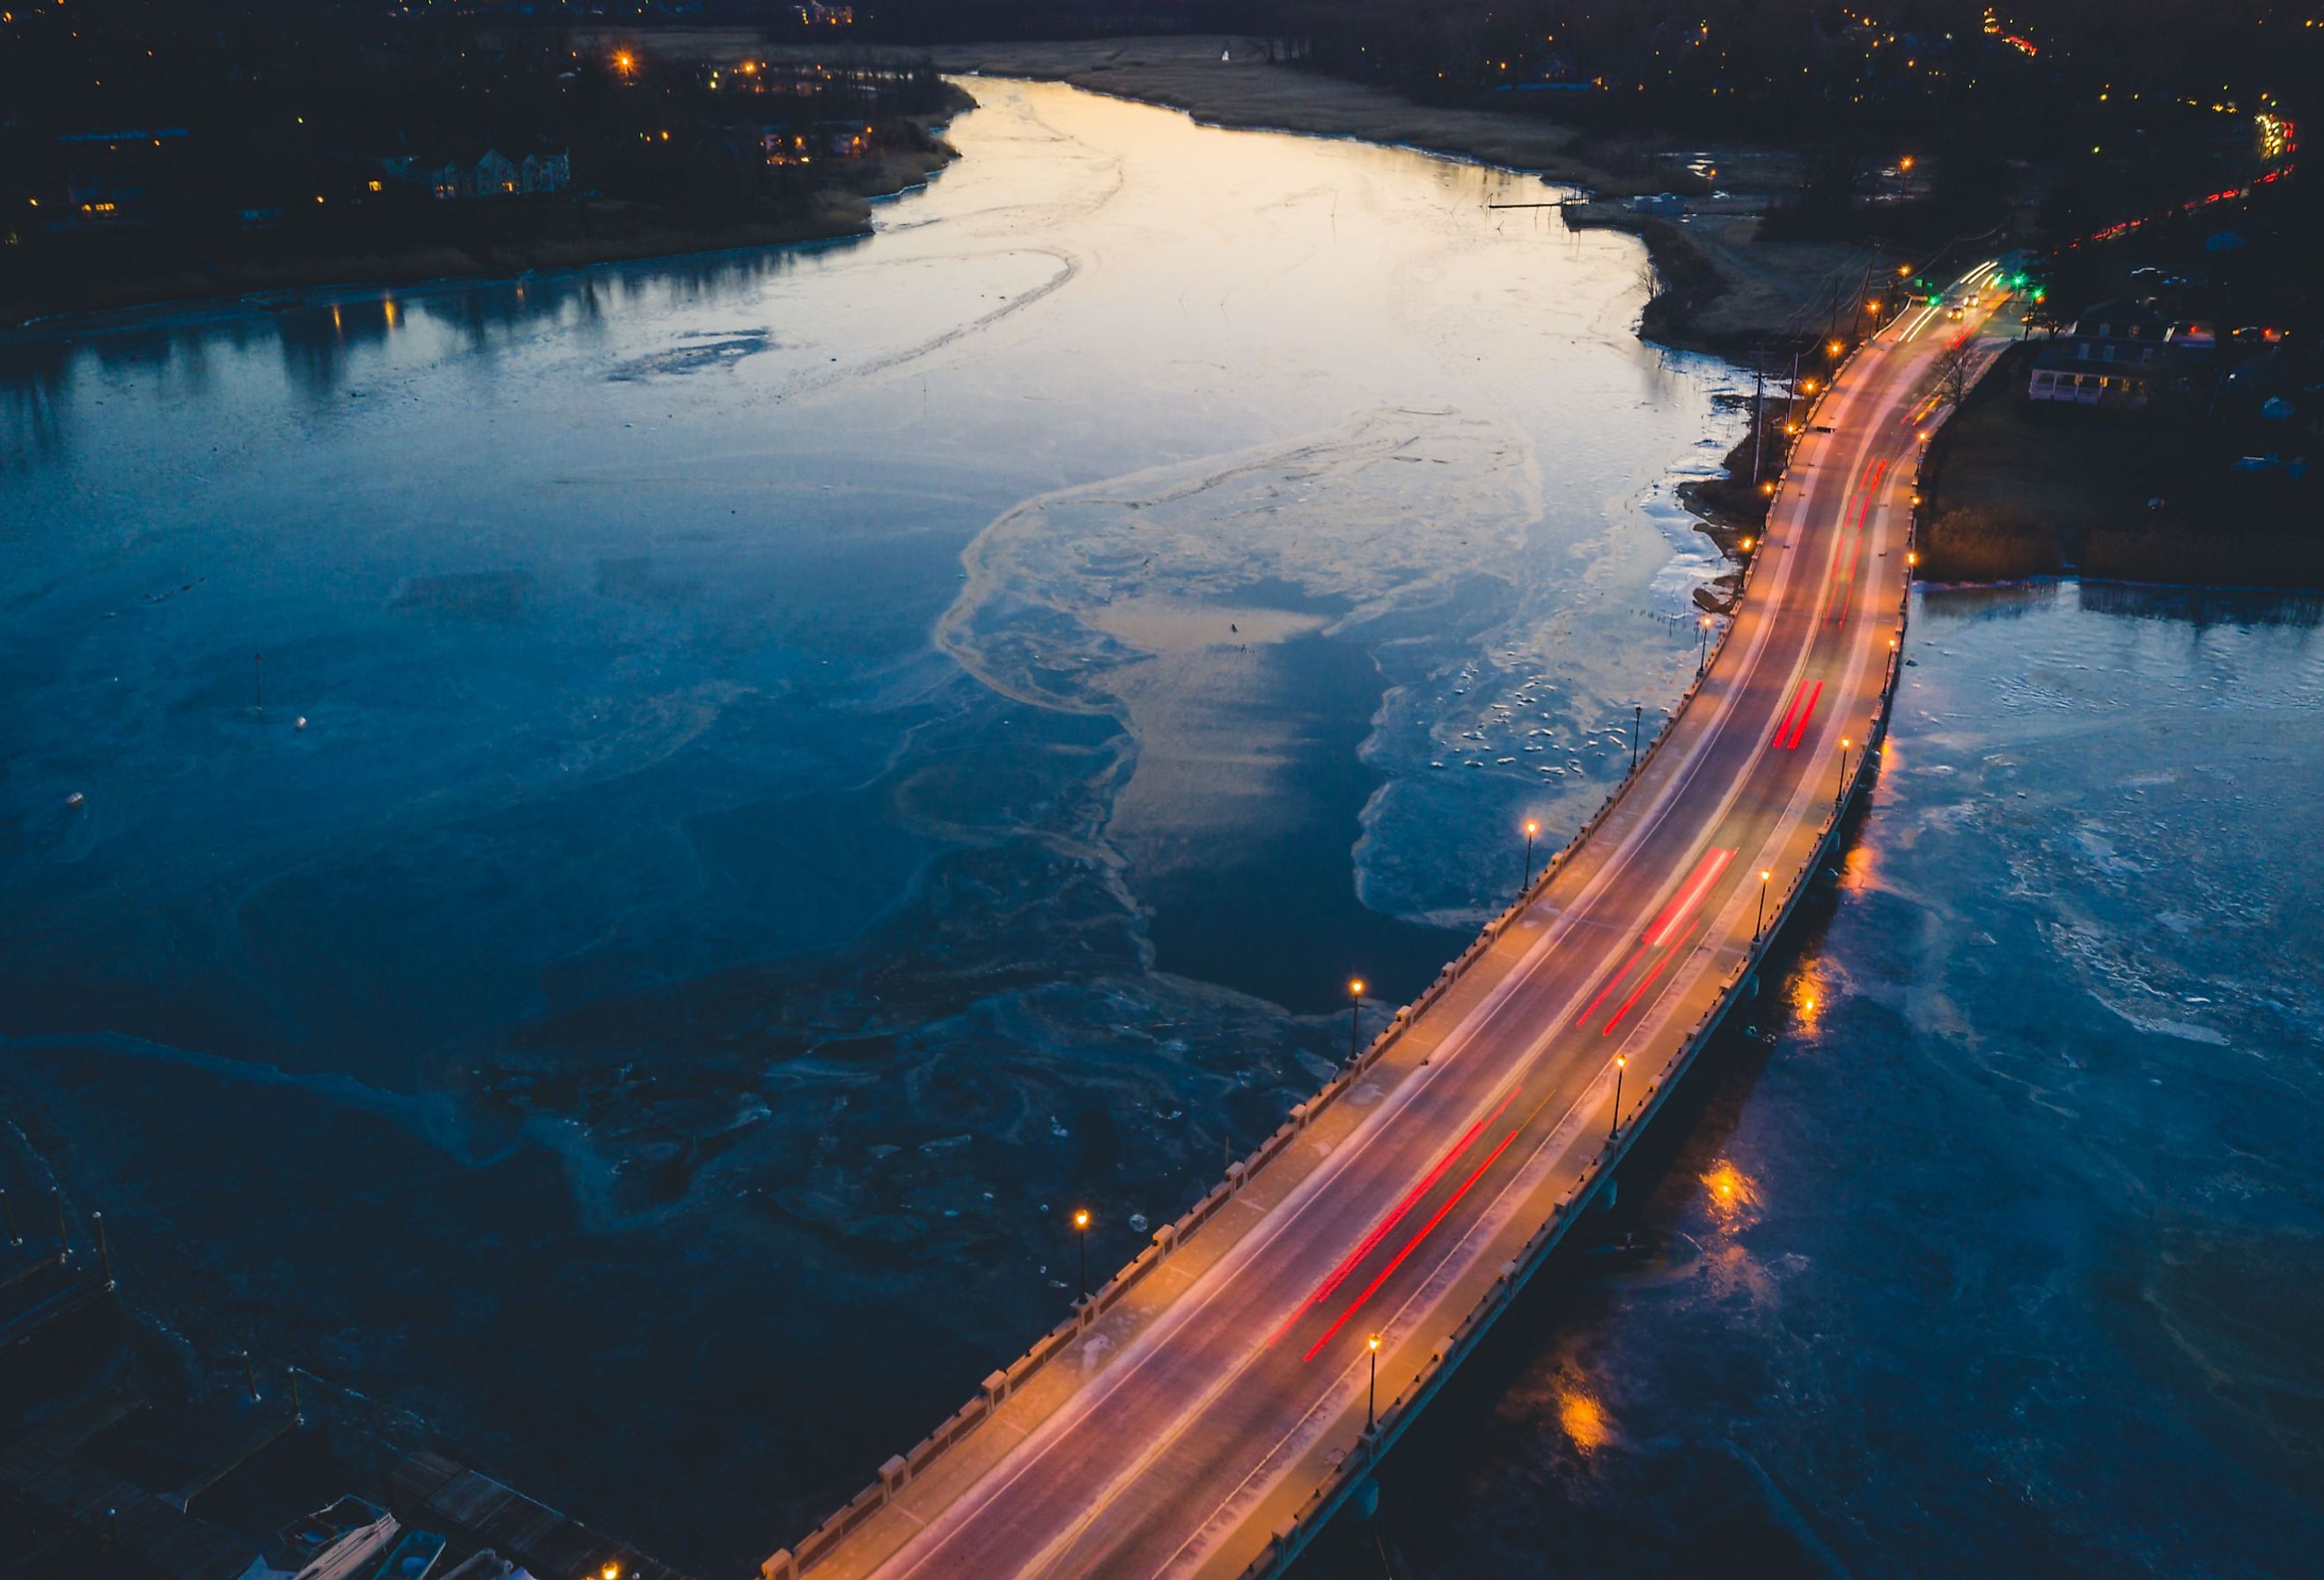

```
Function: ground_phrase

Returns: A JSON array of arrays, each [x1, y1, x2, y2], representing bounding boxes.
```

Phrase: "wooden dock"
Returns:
[[0, 1385, 256, 1580], [390, 1451, 696, 1580]]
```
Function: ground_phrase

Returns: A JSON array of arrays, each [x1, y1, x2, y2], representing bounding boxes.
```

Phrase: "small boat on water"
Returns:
[[240, 1496, 402, 1580], [277, 1496, 392, 1570], [363, 1527, 447, 1580]]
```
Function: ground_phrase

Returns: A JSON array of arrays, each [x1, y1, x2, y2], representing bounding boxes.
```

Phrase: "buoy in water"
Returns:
[[65, 791, 85, 809], [295, 716, 308, 731]]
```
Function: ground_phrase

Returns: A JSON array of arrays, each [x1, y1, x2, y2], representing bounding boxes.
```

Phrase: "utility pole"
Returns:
[[1750, 344, 1765, 485]]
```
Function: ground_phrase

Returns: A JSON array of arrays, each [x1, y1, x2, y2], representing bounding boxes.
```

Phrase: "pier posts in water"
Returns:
[[92, 1211, 112, 1289]]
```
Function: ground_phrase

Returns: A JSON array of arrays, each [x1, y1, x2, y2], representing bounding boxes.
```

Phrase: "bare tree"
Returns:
[[1933, 338, 1981, 413]]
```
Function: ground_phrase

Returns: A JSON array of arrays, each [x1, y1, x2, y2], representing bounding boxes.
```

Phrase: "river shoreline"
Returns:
[[930, 38, 1842, 360], [0, 117, 967, 334]]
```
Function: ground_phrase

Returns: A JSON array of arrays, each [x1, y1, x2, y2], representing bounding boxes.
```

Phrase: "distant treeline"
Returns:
[[884, 1, 2310, 229], [0, 0, 967, 320]]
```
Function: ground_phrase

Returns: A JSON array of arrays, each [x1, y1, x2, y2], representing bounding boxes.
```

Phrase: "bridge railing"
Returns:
[[1229, 328, 1966, 1580], [762, 315, 1971, 1580]]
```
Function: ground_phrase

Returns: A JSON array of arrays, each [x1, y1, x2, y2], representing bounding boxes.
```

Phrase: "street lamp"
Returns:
[[1367, 1334, 1381, 1432], [1629, 703, 1643, 771], [1522, 819, 1540, 893], [1697, 614, 1713, 676], [1347, 978, 1365, 1062], [1835, 737, 1852, 812], [1072, 1208, 1091, 1301], [1755, 869, 1770, 939], [1608, 1054, 1627, 1140]]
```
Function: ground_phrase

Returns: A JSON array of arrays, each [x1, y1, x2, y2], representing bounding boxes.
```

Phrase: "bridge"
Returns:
[[763, 266, 2015, 1580]]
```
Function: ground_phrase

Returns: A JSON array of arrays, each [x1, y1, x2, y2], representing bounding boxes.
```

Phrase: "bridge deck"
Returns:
[[769, 267, 2013, 1580]]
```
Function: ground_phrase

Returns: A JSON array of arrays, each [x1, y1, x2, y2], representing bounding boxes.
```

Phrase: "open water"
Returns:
[[1, 81, 1739, 1570], [1336, 582, 2324, 1579]]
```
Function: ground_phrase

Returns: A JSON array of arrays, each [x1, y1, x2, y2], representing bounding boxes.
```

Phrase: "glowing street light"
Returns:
[[1347, 978, 1366, 1062], [1608, 1054, 1627, 1140], [1522, 819, 1541, 893], [1072, 1208, 1091, 1301], [1367, 1334, 1381, 1432], [1755, 869, 1771, 939], [1835, 736, 1853, 812], [1828, 339, 1845, 356], [1697, 614, 1714, 676]]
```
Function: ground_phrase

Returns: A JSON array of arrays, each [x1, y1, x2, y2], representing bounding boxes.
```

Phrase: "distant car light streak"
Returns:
[[1644, 847, 1735, 948], [1603, 916, 1710, 1035], [1302, 1125, 1525, 1363], [1773, 678, 1823, 750], [1269, 1088, 1518, 1346]]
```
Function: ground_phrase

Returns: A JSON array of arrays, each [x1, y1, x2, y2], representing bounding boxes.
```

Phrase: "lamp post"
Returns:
[[1521, 819, 1539, 893], [1072, 1208, 1090, 1302], [1697, 615, 1713, 676], [1347, 978, 1365, 1063], [1756, 869, 1770, 939], [1629, 704, 1642, 772], [1367, 1334, 1380, 1433], [1608, 1055, 1626, 1140], [1835, 736, 1852, 812]]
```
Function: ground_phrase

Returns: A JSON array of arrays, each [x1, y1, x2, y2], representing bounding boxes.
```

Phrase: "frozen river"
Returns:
[[1, 81, 1739, 1569], [1342, 583, 2324, 1580]]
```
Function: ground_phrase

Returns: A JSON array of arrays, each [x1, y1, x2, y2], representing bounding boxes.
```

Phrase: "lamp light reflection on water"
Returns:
[[1702, 1160, 1758, 1226], [1557, 1385, 1610, 1453]]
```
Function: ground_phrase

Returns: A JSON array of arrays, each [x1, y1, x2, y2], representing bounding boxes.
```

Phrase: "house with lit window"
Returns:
[[2026, 298, 2170, 408], [410, 143, 571, 200], [520, 149, 570, 195]]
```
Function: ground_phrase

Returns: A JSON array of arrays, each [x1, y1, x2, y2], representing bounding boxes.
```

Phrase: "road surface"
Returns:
[[774, 265, 2016, 1580]]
